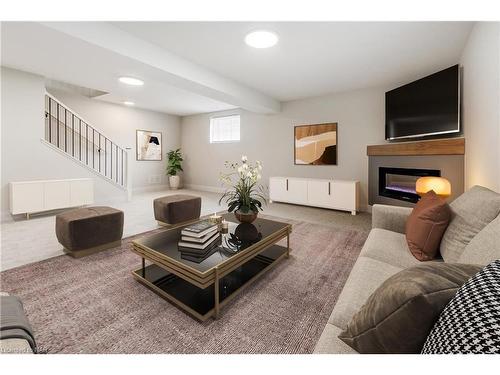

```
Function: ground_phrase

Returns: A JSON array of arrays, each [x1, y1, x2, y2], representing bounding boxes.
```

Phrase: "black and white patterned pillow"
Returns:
[[422, 259, 500, 354]]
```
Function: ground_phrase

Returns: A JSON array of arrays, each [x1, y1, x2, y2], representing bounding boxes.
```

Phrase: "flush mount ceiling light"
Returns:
[[123, 101, 135, 106], [118, 76, 144, 86], [244, 30, 279, 48]]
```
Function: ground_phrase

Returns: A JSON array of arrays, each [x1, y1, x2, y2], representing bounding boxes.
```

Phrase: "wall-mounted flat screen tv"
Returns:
[[385, 64, 460, 141]]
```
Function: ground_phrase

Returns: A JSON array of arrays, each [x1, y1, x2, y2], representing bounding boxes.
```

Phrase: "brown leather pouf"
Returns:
[[153, 195, 201, 225], [56, 206, 124, 258]]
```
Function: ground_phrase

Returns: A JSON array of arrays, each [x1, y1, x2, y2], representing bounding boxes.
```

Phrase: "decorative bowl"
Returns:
[[234, 210, 258, 223]]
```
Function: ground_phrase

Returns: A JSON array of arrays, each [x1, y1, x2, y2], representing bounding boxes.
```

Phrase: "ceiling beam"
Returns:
[[41, 22, 281, 114]]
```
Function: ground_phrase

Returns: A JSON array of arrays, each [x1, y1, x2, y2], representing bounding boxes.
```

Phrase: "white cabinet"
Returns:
[[44, 181, 71, 210], [287, 178, 308, 205], [269, 177, 288, 202], [269, 177, 359, 215], [269, 177, 308, 205], [9, 182, 44, 215], [330, 181, 357, 211], [307, 179, 332, 207], [10, 178, 94, 218]]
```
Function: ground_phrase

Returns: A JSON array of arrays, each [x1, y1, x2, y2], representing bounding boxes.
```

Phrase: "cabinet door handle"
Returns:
[[328, 182, 331, 195], [286, 179, 289, 191]]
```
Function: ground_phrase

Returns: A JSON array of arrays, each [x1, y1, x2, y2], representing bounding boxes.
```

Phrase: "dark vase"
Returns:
[[234, 209, 258, 223], [234, 223, 262, 244]]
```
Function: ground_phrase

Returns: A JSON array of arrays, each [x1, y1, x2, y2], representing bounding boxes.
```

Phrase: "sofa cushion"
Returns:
[[359, 228, 425, 269], [458, 215, 500, 266], [313, 323, 357, 354], [372, 204, 413, 234], [405, 191, 451, 261], [440, 186, 500, 263], [328, 256, 403, 330], [339, 263, 481, 354]]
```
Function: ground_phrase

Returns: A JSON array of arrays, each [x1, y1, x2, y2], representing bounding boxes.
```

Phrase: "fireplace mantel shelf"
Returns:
[[367, 137, 465, 156]]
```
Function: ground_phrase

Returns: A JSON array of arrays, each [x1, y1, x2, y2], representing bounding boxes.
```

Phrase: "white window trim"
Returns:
[[209, 114, 241, 144]]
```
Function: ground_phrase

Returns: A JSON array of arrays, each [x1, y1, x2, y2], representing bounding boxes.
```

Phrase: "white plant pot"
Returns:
[[169, 175, 180, 190]]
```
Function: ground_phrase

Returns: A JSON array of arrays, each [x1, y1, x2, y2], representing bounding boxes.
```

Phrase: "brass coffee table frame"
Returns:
[[131, 221, 292, 321]]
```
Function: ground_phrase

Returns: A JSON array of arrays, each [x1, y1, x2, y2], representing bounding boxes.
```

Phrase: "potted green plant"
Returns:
[[166, 148, 183, 189], [219, 155, 266, 223]]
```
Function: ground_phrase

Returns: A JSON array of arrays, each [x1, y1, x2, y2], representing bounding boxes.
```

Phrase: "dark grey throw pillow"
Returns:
[[338, 263, 481, 354], [422, 260, 500, 354]]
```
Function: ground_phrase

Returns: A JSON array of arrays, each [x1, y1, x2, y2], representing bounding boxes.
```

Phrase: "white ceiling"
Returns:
[[1, 22, 238, 116], [1, 22, 473, 116], [114, 22, 474, 101]]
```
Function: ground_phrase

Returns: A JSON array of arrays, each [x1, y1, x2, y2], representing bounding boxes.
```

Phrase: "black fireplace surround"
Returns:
[[379, 167, 441, 203]]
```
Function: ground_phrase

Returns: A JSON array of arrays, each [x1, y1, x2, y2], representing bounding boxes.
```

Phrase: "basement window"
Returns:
[[210, 114, 240, 143]]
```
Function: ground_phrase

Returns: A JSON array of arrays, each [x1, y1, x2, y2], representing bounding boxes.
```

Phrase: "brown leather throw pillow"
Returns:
[[405, 190, 451, 261]]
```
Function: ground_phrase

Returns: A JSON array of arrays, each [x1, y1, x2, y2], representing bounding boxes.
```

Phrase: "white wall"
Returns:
[[1, 67, 181, 220], [47, 88, 181, 190], [181, 22, 500, 209], [6, 22, 497, 220], [460, 22, 500, 192], [181, 88, 386, 210]]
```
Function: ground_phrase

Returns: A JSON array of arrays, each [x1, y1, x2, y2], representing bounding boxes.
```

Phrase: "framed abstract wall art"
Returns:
[[294, 123, 338, 165], [136, 130, 162, 161]]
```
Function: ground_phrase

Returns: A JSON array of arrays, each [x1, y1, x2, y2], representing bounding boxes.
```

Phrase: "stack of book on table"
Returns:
[[178, 220, 220, 262]]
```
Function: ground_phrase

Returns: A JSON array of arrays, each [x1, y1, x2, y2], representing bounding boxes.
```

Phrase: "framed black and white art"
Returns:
[[136, 130, 162, 161]]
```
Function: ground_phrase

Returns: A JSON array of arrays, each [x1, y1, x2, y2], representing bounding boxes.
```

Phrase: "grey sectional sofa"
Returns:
[[314, 185, 500, 354], [0, 292, 35, 354]]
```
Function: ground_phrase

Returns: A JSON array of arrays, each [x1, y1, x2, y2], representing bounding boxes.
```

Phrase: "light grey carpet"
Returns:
[[0, 217, 368, 353]]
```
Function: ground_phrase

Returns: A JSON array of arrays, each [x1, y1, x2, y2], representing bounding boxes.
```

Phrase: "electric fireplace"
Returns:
[[379, 167, 440, 203]]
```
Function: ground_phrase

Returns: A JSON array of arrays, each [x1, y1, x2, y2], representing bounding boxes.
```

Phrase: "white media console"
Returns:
[[269, 177, 359, 215], [9, 178, 94, 219]]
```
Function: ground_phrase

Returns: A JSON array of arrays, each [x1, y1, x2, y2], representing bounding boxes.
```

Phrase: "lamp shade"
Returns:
[[416, 177, 451, 198]]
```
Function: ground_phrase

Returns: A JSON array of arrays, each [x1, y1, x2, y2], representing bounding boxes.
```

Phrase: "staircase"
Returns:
[[43, 93, 129, 190]]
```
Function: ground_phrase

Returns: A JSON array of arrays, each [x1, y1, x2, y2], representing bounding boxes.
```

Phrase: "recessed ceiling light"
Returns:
[[123, 101, 135, 106], [118, 77, 144, 86], [245, 30, 279, 49]]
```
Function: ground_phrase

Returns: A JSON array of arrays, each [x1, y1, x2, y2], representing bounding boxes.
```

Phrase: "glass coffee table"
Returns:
[[131, 213, 292, 321]]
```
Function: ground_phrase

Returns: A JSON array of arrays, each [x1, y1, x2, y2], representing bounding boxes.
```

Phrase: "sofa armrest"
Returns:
[[372, 204, 413, 234], [0, 338, 34, 354]]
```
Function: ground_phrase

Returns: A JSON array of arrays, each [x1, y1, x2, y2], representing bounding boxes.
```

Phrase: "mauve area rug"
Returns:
[[0, 217, 368, 354]]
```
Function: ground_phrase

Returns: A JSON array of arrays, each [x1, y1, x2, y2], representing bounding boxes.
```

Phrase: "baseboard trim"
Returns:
[[184, 184, 225, 194], [132, 185, 171, 194]]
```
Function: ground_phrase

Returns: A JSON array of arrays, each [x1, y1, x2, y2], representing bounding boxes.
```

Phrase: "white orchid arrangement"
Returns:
[[219, 155, 266, 214]]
